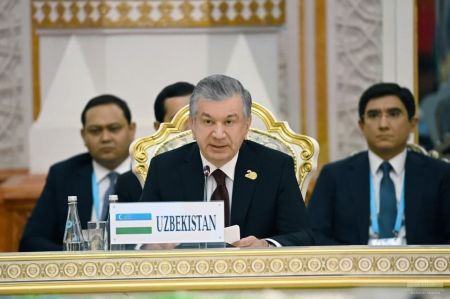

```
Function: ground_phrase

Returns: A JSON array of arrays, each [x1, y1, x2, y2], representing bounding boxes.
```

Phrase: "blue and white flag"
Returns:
[[110, 202, 224, 244]]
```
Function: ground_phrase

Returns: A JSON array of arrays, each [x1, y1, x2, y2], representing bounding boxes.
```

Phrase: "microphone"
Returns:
[[200, 165, 211, 249], [203, 165, 210, 202]]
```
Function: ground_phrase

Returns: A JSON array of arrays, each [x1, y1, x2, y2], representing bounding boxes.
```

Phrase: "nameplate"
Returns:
[[109, 202, 224, 244], [368, 237, 403, 246]]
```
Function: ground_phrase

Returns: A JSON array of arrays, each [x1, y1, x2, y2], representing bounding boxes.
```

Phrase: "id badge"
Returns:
[[369, 237, 402, 246]]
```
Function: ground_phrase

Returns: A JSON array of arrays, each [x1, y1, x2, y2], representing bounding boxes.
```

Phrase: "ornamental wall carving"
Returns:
[[0, 0, 27, 168], [333, 0, 382, 159]]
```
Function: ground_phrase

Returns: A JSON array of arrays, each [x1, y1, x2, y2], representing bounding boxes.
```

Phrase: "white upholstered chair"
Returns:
[[130, 102, 320, 199]]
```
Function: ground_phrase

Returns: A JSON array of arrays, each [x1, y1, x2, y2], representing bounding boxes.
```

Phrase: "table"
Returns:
[[0, 246, 449, 295]]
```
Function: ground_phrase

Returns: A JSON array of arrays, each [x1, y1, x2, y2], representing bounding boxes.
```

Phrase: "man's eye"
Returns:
[[366, 111, 380, 119], [108, 125, 122, 133], [88, 128, 101, 135], [225, 119, 234, 126], [203, 119, 213, 125], [388, 110, 402, 118]]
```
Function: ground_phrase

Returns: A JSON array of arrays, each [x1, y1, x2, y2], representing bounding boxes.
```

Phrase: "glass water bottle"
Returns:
[[63, 195, 85, 251]]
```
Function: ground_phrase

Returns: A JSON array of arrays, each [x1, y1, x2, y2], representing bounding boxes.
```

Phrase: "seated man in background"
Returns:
[[20, 95, 136, 251], [115, 81, 195, 203], [140, 74, 313, 247], [152, 81, 195, 131], [308, 83, 450, 246]]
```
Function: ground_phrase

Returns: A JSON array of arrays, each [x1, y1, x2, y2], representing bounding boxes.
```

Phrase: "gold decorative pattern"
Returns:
[[130, 102, 319, 198], [413, 0, 419, 143], [31, 0, 285, 29], [31, 21, 41, 121], [1, 247, 450, 294], [299, 0, 307, 134], [315, 0, 329, 165]]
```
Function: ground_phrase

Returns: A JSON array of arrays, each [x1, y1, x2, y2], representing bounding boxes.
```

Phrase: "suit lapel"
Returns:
[[349, 153, 371, 243], [404, 152, 425, 243], [179, 144, 205, 202], [74, 158, 94, 228], [230, 142, 257, 227]]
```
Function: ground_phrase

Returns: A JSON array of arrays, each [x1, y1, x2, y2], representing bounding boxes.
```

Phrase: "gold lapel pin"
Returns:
[[245, 170, 257, 180]]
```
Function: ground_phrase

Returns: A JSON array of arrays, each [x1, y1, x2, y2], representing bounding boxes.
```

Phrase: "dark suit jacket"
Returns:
[[140, 140, 313, 246], [308, 151, 450, 245], [115, 170, 143, 203], [19, 153, 135, 252]]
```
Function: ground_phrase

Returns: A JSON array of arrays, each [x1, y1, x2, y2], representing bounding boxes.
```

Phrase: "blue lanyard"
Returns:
[[91, 172, 100, 220], [369, 171, 405, 237]]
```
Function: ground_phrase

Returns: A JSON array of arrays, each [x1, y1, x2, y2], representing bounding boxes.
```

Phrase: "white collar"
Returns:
[[200, 152, 238, 181], [368, 149, 407, 176], [92, 157, 131, 183]]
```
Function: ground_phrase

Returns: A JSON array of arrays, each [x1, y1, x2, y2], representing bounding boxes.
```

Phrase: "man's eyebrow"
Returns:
[[365, 108, 381, 113], [199, 113, 239, 118], [225, 113, 238, 118], [386, 107, 402, 112], [366, 107, 402, 112], [199, 112, 212, 118], [107, 123, 124, 128], [86, 122, 121, 128]]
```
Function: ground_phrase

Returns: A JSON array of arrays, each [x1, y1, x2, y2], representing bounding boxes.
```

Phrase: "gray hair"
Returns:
[[189, 74, 252, 118]]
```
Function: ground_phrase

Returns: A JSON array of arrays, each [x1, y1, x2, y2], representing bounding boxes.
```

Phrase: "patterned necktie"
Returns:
[[211, 169, 230, 227], [101, 172, 119, 220], [378, 162, 397, 238]]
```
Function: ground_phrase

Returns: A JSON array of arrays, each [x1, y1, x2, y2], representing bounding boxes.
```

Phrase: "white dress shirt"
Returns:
[[368, 149, 407, 245], [200, 153, 237, 209], [90, 157, 131, 221]]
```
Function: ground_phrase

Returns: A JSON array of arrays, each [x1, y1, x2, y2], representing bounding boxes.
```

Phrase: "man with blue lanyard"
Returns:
[[308, 83, 450, 245], [20, 95, 136, 251]]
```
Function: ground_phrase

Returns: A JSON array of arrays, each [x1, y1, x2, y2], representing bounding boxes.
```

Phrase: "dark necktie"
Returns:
[[211, 169, 230, 227], [101, 171, 119, 220], [378, 162, 397, 238]]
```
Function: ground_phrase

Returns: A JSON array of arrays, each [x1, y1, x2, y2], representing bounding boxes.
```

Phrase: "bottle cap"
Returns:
[[109, 194, 119, 202], [67, 196, 77, 203]]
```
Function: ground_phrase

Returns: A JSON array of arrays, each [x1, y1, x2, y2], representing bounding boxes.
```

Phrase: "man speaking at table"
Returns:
[[140, 74, 313, 247]]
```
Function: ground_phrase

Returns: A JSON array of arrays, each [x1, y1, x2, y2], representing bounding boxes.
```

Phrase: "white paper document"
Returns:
[[224, 225, 240, 244]]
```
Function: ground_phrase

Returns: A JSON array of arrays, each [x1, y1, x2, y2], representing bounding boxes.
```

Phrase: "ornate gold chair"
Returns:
[[130, 102, 320, 199], [407, 143, 449, 163]]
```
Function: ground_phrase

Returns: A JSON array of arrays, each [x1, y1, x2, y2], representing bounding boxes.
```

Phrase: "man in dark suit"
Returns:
[[115, 82, 195, 203], [20, 95, 136, 251], [308, 83, 450, 245], [140, 74, 313, 247]]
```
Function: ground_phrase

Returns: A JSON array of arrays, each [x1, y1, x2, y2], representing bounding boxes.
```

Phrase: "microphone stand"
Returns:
[[201, 165, 210, 249]]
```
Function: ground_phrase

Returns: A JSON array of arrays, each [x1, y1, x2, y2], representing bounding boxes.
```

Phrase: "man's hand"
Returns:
[[232, 236, 270, 248]]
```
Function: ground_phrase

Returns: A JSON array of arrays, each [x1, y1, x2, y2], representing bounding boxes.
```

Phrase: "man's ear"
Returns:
[[409, 116, 418, 132], [129, 122, 137, 138], [153, 121, 160, 131], [80, 128, 87, 146], [246, 115, 252, 129], [358, 118, 364, 131], [189, 117, 196, 140]]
